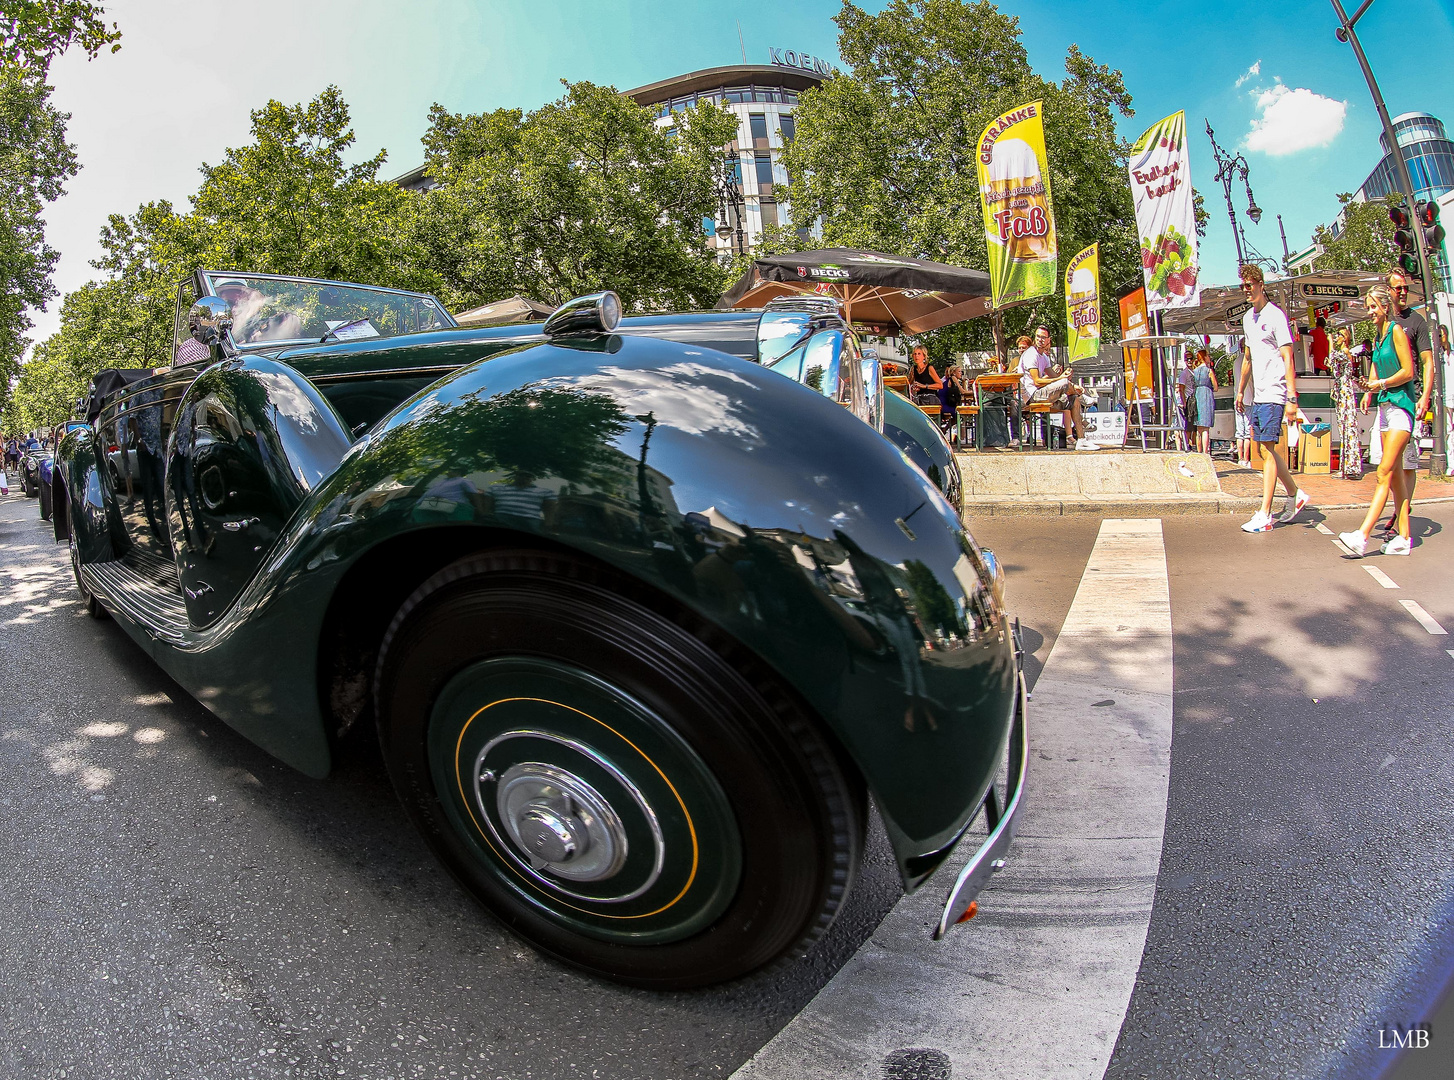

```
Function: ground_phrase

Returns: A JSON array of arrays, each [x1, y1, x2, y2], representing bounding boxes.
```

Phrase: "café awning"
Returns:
[[1158, 270, 1420, 337], [718, 248, 993, 334]]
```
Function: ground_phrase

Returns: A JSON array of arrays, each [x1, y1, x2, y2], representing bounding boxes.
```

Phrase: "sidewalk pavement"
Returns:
[[1215, 459, 1454, 510]]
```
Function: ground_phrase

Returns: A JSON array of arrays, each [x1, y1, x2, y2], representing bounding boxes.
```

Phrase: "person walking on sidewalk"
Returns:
[[1340, 285, 1417, 556], [1368, 270, 1432, 536], [1236, 264, 1310, 533], [1329, 326, 1364, 479]]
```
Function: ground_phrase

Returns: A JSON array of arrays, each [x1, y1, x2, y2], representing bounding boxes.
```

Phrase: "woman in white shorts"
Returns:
[[1339, 285, 1417, 556]]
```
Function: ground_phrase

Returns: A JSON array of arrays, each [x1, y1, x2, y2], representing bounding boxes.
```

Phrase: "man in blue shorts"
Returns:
[[1234, 264, 1310, 532]]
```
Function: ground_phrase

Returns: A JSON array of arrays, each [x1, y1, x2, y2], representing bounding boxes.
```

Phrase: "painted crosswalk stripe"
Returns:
[[1363, 565, 1399, 589], [1399, 599, 1448, 636], [733, 520, 1172, 1080], [1314, 522, 1334, 535]]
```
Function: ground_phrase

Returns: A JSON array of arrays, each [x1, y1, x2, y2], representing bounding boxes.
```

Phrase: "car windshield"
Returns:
[[204, 274, 452, 347]]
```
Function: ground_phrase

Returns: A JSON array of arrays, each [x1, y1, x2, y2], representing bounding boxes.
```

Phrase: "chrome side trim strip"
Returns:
[[305, 364, 463, 383]]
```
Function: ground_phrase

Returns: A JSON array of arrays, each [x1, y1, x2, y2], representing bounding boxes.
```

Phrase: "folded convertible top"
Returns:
[[85, 368, 155, 424]]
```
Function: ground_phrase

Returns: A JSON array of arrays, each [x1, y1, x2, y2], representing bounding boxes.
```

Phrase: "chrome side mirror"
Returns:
[[189, 296, 233, 345], [543, 291, 622, 337]]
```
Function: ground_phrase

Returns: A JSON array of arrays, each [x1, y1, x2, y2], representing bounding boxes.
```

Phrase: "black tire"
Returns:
[[38, 480, 51, 521], [69, 525, 108, 620], [374, 548, 863, 988]]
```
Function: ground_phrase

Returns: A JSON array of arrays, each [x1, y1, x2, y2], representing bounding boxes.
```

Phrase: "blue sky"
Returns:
[[33, 0, 1454, 343]]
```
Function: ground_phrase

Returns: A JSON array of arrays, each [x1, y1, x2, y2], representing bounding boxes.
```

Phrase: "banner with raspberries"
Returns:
[[1064, 243, 1101, 363], [1128, 111, 1200, 312], [976, 100, 1058, 308]]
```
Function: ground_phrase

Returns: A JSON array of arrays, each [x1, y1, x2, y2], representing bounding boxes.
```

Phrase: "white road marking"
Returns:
[[1447, 650, 1454, 661], [1314, 523, 1334, 535], [1363, 566, 1400, 589], [1399, 600, 1448, 636], [733, 520, 1172, 1080]]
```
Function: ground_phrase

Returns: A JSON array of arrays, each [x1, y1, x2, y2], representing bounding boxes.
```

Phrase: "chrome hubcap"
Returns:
[[474, 730, 664, 903], [496, 763, 625, 881]]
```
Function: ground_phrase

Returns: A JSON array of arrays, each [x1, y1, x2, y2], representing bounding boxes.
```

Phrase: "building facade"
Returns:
[[1322, 111, 1454, 291], [624, 61, 827, 255]]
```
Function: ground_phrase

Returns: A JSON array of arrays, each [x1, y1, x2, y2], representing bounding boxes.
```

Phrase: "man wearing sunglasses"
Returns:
[[1235, 263, 1310, 532], [1366, 271, 1432, 535]]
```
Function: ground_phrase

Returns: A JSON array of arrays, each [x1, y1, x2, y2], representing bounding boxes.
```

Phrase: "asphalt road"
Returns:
[[3, 484, 1453, 1079]]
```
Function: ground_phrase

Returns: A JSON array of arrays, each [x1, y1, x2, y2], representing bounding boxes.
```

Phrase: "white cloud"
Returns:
[[1244, 83, 1347, 155], [1234, 60, 1261, 88]]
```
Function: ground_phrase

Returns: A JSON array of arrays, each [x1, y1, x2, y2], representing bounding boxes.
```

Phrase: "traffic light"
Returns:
[[1389, 203, 1420, 276], [1416, 199, 1445, 254]]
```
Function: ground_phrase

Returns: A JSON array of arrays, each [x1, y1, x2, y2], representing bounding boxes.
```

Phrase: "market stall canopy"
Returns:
[[718, 248, 993, 334], [1159, 270, 1423, 337], [454, 296, 556, 327]]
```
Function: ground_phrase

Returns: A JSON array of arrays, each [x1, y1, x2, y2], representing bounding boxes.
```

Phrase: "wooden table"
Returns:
[[974, 373, 1021, 450]]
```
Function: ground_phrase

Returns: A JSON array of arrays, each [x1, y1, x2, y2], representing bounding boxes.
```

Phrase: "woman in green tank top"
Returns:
[[1338, 284, 1416, 556]]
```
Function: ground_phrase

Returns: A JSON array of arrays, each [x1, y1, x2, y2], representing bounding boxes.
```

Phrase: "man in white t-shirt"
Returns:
[[1234, 264, 1309, 533], [1017, 325, 1096, 449]]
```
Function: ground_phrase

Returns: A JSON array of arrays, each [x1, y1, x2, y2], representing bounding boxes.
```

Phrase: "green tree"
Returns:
[[405, 80, 740, 313], [185, 86, 408, 285], [1313, 193, 1397, 344], [0, 0, 121, 415], [6, 86, 410, 431], [778, 0, 1140, 354]]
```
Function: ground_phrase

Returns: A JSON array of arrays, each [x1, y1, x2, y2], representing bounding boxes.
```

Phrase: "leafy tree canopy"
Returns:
[[404, 80, 739, 312], [1312, 193, 1398, 344], [0, 1, 119, 420], [779, 0, 1140, 359], [0, 0, 119, 70], [5, 86, 407, 431]]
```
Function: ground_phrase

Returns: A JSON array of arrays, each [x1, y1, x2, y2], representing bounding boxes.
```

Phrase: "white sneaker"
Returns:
[[1241, 512, 1275, 533], [1075, 439, 1101, 451], [1276, 489, 1312, 524], [1380, 535, 1411, 556], [1338, 530, 1368, 556]]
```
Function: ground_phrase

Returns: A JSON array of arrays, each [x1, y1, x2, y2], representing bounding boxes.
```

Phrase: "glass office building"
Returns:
[[1355, 112, 1454, 291], [625, 64, 828, 254]]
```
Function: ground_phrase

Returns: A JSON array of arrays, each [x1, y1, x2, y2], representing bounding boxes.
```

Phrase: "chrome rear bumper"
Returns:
[[932, 631, 1028, 938]]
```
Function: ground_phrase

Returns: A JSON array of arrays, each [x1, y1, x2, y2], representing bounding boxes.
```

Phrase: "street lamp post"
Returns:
[[1330, 0, 1447, 477], [1206, 121, 1264, 272], [715, 155, 747, 257]]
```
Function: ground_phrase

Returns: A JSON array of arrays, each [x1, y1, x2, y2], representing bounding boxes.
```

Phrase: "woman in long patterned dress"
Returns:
[[1329, 326, 1363, 479]]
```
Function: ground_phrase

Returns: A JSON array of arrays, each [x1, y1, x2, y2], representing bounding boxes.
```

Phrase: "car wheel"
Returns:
[[68, 526, 107, 620], [374, 548, 863, 988], [38, 481, 51, 521]]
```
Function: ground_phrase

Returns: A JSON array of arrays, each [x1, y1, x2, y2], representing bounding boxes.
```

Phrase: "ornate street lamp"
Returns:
[[715, 155, 747, 257], [1205, 121, 1264, 270]]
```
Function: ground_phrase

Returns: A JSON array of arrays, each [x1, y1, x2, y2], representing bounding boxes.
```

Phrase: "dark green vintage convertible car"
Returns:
[[53, 271, 1025, 987]]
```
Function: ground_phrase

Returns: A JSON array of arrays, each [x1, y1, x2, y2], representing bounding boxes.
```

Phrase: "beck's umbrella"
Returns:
[[718, 248, 993, 334]]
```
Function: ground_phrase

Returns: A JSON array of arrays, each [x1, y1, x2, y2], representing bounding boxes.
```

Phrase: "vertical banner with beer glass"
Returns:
[[977, 100, 1057, 307], [1064, 243, 1101, 362], [1128, 110, 1200, 312]]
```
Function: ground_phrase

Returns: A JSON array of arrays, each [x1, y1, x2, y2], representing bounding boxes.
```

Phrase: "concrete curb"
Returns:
[[961, 494, 1454, 516], [962, 495, 1257, 516]]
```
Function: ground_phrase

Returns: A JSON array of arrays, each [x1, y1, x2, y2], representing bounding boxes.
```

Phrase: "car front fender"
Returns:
[[260, 334, 1016, 880]]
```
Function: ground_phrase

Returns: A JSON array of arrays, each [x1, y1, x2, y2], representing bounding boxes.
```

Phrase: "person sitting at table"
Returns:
[[1019, 325, 1097, 450], [907, 344, 942, 405], [937, 363, 968, 446]]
